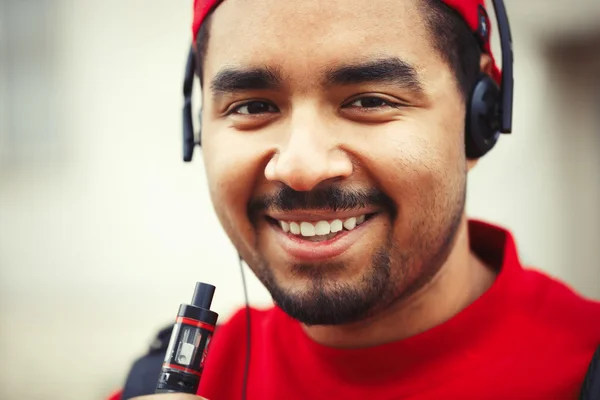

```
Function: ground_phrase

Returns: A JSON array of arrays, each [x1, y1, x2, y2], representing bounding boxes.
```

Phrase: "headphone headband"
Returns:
[[491, 0, 513, 134]]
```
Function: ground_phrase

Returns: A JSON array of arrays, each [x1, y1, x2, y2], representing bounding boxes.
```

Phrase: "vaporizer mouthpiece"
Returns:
[[192, 282, 215, 310]]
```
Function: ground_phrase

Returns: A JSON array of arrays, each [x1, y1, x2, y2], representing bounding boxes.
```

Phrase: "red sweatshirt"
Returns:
[[198, 221, 600, 400]]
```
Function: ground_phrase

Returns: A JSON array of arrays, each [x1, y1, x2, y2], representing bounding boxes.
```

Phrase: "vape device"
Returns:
[[155, 282, 219, 394]]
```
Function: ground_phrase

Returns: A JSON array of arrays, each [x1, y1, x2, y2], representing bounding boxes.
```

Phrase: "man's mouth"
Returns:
[[263, 210, 380, 261], [267, 214, 374, 242]]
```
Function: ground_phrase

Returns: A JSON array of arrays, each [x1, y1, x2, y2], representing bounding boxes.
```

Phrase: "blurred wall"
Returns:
[[543, 32, 600, 298], [0, 1, 599, 399]]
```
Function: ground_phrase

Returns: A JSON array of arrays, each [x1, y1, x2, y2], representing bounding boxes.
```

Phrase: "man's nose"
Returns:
[[264, 112, 353, 192]]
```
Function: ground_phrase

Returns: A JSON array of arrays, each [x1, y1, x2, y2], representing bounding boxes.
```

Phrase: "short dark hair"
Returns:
[[195, 13, 212, 88], [419, 0, 483, 102], [195, 0, 483, 102]]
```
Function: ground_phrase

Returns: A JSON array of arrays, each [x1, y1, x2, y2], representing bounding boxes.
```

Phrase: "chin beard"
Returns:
[[257, 248, 394, 326], [251, 211, 464, 326]]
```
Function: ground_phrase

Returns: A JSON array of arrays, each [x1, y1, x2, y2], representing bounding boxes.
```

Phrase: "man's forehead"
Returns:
[[203, 0, 432, 73], [207, 0, 425, 39]]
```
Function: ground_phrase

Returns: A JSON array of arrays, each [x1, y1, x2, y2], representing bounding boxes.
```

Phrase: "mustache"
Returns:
[[248, 185, 395, 218]]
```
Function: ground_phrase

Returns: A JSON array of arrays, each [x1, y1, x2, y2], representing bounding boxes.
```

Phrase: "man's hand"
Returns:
[[131, 395, 208, 400]]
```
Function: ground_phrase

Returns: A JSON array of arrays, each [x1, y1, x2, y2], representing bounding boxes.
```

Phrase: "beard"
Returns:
[[257, 241, 396, 326], [245, 177, 466, 327]]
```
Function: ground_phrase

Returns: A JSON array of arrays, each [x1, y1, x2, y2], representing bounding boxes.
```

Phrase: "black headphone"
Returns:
[[182, 0, 513, 162], [465, 0, 514, 158]]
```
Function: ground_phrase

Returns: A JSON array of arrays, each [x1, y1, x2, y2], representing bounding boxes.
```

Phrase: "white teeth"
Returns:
[[343, 217, 357, 230], [300, 222, 316, 237], [279, 215, 368, 237], [290, 222, 300, 235], [315, 221, 330, 235], [330, 219, 343, 233]]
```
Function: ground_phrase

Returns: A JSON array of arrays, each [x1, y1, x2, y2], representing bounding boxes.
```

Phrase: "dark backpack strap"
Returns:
[[120, 325, 173, 400], [581, 344, 600, 400]]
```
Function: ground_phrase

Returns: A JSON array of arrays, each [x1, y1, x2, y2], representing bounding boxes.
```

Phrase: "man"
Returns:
[[127, 0, 600, 398]]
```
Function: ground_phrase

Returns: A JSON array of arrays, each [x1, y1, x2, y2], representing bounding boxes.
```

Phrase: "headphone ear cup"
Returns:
[[465, 74, 502, 159], [183, 97, 195, 162], [183, 46, 199, 161]]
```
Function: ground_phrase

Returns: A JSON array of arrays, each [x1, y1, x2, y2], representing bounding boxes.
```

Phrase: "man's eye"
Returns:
[[345, 97, 398, 109], [231, 101, 278, 115]]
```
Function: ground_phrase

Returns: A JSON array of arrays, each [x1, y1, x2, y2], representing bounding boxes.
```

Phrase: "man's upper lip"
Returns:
[[265, 208, 379, 222]]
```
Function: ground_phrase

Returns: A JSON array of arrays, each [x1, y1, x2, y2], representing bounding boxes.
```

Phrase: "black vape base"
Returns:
[[155, 368, 200, 394]]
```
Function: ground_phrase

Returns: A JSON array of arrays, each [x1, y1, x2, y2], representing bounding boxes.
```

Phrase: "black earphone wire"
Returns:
[[238, 254, 251, 400]]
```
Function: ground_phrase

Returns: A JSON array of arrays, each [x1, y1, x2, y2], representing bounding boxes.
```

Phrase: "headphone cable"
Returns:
[[238, 254, 251, 400]]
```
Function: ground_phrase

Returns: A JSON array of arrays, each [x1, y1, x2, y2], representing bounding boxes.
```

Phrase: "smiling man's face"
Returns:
[[200, 0, 471, 325]]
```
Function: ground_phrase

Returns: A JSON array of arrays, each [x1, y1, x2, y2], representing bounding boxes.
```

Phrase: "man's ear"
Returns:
[[480, 53, 494, 77], [467, 157, 478, 171]]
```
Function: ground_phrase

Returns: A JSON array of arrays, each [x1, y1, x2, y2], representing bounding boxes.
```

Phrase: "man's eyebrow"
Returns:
[[324, 58, 423, 93], [210, 67, 282, 95]]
